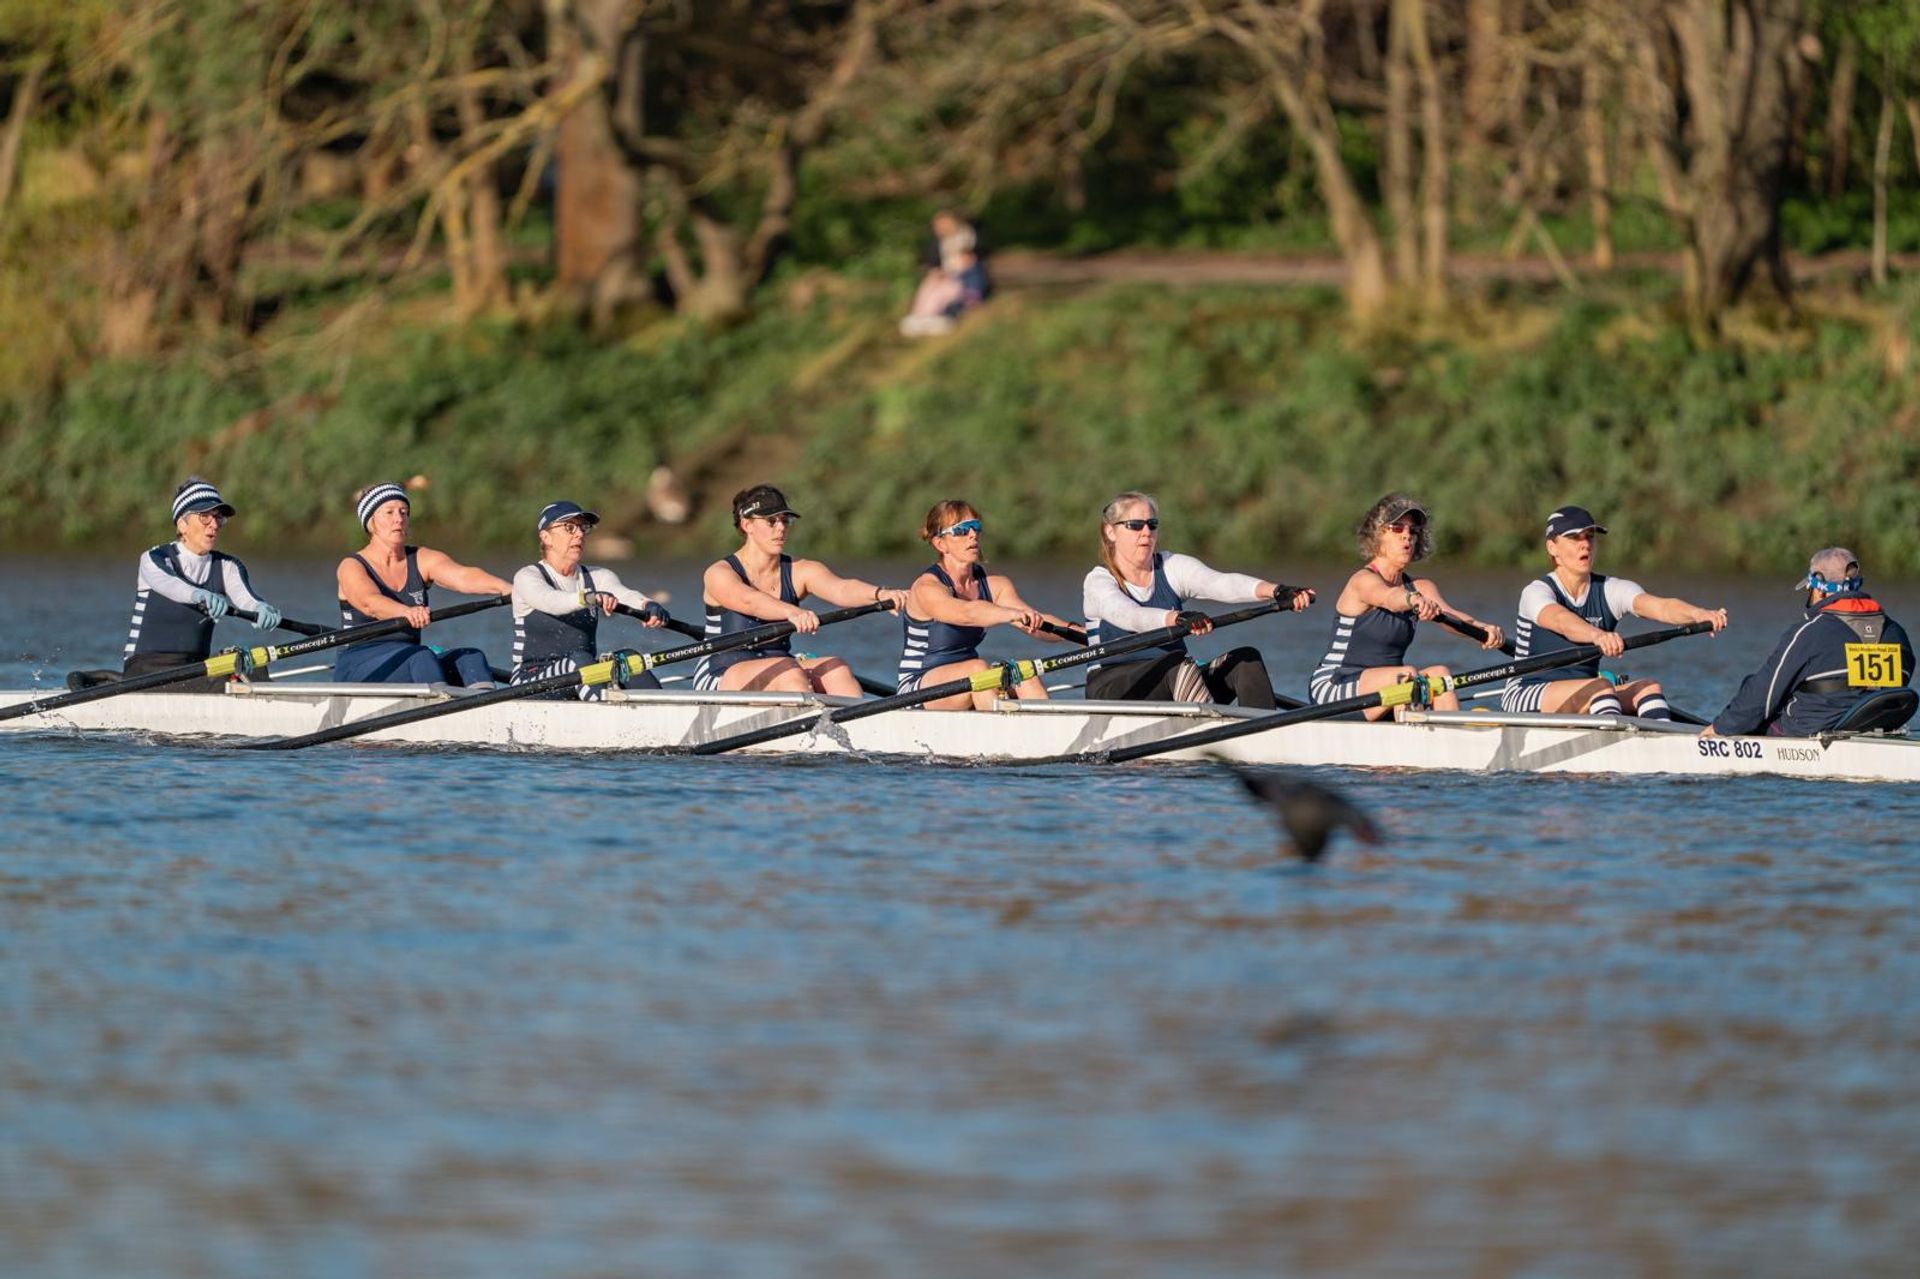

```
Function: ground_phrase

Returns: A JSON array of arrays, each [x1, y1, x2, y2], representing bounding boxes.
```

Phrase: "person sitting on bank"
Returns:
[[1703, 547, 1913, 738], [73, 478, 291, 693], [900, 210, 990, 337], [333, 482, 511, 687], [510, 501, 670, 699]]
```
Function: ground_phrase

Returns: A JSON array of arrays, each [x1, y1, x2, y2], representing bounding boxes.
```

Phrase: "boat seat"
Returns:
[[1831, 687, 1918, 734]]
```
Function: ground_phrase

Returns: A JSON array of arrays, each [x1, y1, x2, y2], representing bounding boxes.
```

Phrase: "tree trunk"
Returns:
[[1582, 59, 1615, 270], [0, 56, 48, 222], [451, 40, 509, 313], [1385, 0, 1418, 286], [1872, 79, 1893, 286], [1405, 0, 1449, 309], [552, 0, 644, 308], [1217, 9, 1391, 325], [1823, 35, 1857, 198], [1628, 0, 1808, 334], [1464, 0, 1505, 144]]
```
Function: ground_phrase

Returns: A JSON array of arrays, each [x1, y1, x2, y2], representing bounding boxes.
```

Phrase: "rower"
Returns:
[[1703, 547, 1912, 738], [1082, 489, 1313, 707], [511, 501, 670, 699], [899, 499, 1075, 711], [1499, 504, 1727, 717], [1308, 493, 1506, 720], [693, 485, 907, 694], [333, 482, 511, 687], [73, 479, 290, 693]]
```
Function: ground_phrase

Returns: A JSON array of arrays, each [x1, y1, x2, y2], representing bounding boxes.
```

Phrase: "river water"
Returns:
[[3, 555, 1918, 1277]]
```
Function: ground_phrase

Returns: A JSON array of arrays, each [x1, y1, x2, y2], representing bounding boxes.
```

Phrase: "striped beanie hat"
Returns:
[[172, 479, 236, 522], [356, 482, 410, 530]]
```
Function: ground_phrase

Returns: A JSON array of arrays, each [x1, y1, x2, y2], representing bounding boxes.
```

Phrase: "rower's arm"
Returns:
[[1350, 570, 1423, 615], [1632, 593, 1729, 631], [217, 558, 267, 612], [583, 568, 654, 612], [1534, 601, 1610, 645], [1084, 568, 1173, 632], [1415, 580, 1504, 648], [910, 574, 1024, 629], [989, 577, 1071, 640], [137, 551, 203, 606], [705, 561, 806, 624], [337, 558, 411, 622], [417, 548, 511, 597], [1162, 554, 1266, 606], [791, 559, 902, 610], [513, 565, 585, 617]]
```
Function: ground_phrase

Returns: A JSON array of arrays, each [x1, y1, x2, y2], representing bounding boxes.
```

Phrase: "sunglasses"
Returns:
[[1112, 518, 1160, 532], [1384, 519, 1422, 534], [751, 513, 798, 527], [937, 518, 984, 538]]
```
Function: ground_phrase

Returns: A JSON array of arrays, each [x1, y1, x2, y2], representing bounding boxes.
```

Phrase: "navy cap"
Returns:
[[1544, 505, 1608, 539], [172, 479, 235, 522], [538, 500, 600, 532]]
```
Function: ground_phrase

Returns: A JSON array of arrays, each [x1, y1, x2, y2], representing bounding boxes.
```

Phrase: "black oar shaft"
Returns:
[[231, 608, 330, 638], [1436, 612, 1516, 657], [244, 600, 896, 751], [686, 598, 1286, 757], [1097, 622, 1713, 764]]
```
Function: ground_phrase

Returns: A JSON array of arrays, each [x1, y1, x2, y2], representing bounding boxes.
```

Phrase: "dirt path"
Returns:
[[990, 246, 1920, 289]]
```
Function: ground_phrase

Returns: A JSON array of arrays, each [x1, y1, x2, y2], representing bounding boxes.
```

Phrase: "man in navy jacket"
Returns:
[[1704, 547, 1912, 738]]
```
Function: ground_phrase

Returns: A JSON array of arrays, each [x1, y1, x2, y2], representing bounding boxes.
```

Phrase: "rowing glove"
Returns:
[[251, 602, 283, 631], [643, 601, 669, 625], [191, 588, 232, 619]]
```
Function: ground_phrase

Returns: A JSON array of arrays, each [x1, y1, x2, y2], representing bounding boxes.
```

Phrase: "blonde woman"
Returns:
[[1081, 490, 1312, 707]]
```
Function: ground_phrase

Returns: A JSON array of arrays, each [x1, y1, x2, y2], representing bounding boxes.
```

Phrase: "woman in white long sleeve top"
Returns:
[[510, 500, 668, 698], [1081, 490, 1314, 707]]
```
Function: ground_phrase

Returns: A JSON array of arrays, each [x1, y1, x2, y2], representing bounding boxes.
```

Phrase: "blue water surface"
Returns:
[[3, 557, 1918, 1277]]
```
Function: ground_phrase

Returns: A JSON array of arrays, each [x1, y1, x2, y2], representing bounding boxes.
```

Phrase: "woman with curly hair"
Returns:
[[1307, 493, 1506, 720]]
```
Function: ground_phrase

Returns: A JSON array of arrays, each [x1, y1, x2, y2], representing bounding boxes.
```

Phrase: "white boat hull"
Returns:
[[4, 684, 1918, 783]]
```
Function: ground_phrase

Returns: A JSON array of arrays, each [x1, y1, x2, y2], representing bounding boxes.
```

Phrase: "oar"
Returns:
[[1435, 612, 1516, 656], [0, 597, 510, 723], [231, 607, 331, 638], [683, 597, 1290, 757], [1080, 621, 1715, 765], [242, 600, 897, 752], [638, 607, 897, 697]]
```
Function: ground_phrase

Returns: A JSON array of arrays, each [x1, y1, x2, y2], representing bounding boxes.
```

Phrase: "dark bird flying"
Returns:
[[1217, 759, 1381, 862]]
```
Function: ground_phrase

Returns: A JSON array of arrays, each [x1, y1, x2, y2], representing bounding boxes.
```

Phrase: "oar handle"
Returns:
[[230, 608, 331, 638], [1436, 612, 1516, 656], [1041, 621, 1089, 644], [1096, 621, 1714, 764]]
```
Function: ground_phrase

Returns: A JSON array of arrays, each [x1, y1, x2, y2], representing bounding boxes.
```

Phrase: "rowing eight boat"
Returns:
[[3, 684, 1916, 783]]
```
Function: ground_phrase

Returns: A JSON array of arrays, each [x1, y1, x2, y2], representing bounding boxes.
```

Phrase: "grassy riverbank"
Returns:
[[5, 270, 1918, 573]]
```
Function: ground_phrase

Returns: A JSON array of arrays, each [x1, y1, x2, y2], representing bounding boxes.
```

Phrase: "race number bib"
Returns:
[[1845, 643, 1903, 688]]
